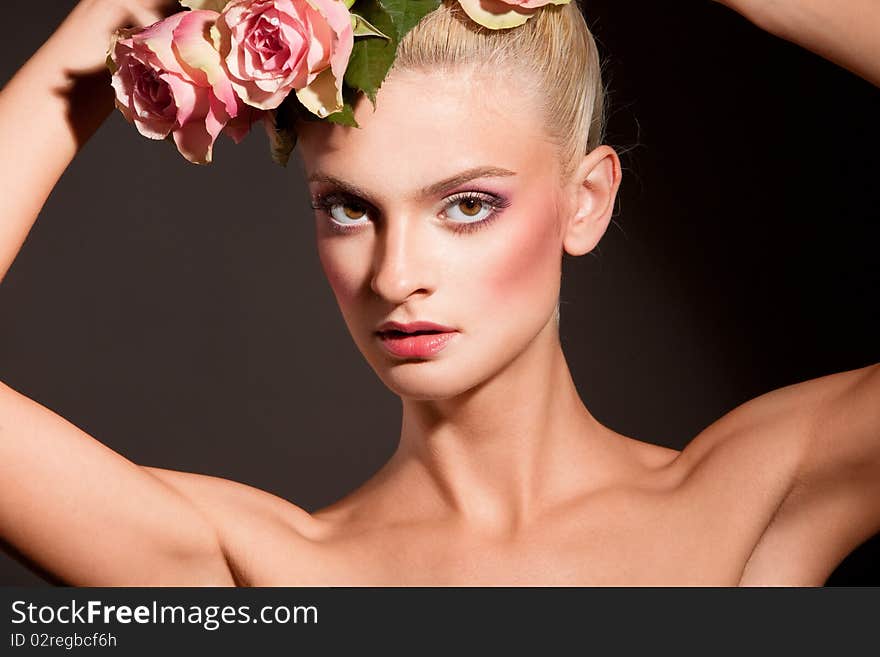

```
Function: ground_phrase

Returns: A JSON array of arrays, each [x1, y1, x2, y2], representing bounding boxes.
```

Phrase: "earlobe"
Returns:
[[562, 146, 622, 256]]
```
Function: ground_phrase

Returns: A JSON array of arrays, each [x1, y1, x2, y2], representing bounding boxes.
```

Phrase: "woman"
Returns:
[[0, 0, 877, 586]]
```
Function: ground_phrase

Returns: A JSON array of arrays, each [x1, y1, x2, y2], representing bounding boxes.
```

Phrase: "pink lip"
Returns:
[[377, 331, 458, 359], [374, 321, 459, 359], [376, 320, 456, 333]]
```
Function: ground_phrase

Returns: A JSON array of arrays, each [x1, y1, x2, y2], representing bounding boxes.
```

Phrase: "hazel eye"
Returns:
[[444, 193, 495, 224], [311, 192, 372, 231], [329, 202, 369, 225]]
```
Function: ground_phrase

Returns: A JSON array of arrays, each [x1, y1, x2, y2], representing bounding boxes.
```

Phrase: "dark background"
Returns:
[[1, 1, 877, 585]]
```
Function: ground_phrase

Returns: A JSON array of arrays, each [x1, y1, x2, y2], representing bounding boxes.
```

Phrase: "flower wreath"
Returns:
[[107, 0, 570, 165]]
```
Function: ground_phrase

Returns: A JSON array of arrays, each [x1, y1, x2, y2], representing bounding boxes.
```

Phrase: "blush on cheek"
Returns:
[[317, 243, 361, 305], [484, 208, 561, 305]]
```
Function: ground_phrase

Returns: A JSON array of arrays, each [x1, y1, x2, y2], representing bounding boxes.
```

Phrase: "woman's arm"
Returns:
[[0, 0, 173, 283], [0, 380, 235, 585], [715, 0, 880, 87], [738, 363, 880, 584], [706, 1, 879, 582], [678, 363, 880, 584], [0, 1, 236, 585]]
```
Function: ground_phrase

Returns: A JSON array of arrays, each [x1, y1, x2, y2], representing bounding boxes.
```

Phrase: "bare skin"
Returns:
[[1, 0, 878, 587]]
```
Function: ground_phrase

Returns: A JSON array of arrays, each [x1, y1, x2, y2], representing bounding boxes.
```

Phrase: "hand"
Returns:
[[0, 0, 192, 284], [62, 0, 182, 76], [88, 0, 184, 27]]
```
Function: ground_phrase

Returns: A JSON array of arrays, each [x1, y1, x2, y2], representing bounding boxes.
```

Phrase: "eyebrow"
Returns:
[[307, 166, 517, 204]]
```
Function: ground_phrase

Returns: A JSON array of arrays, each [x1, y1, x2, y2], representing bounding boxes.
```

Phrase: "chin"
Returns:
[[371, 358, 482, 401], [350, 322, 544, 401], [351, 336, 493, 400]]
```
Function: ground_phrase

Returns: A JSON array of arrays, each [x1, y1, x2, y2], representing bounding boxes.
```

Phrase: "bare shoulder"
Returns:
[[672, 363, 880, 585], [143, 467, 319, 584], [143, 467, 314, 529]]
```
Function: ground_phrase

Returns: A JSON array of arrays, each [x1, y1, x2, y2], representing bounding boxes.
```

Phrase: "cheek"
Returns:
[[479, 207, 562, 309], [317, 239, 365, 308]]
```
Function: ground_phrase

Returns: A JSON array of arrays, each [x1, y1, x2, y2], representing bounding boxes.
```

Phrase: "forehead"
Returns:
[[295, 68, 559, 196]]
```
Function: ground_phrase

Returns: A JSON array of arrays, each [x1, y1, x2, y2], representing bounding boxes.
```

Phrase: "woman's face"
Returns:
[[296, 68, 576, 400]]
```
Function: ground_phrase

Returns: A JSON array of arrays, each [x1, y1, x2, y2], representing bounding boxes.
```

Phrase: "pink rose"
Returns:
[[215, 0, 354, 116], [109, 9, 248, 164]]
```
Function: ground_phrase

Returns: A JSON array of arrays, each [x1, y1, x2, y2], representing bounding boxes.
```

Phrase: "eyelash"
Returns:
[[310, 190, 511, 236]]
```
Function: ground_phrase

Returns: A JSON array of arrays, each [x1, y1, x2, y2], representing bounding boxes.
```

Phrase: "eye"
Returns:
[[311, 189, 510, 235], [442, 192, 510, 234], [329, 202, 368, 225], [310, 193, 371, 232], [444, 193, 496, 223]]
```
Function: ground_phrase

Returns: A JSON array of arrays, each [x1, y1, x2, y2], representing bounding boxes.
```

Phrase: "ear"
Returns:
[[562, 145, 622, 256]]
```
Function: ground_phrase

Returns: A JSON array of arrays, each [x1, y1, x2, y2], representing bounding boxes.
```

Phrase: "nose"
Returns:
[[370, 214, 433, 304]]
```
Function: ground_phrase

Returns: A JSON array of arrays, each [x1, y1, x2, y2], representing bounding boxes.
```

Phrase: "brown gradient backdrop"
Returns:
[[1, 1, 877, 585]]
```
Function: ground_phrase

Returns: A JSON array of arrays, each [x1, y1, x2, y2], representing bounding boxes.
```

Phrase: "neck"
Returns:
[[388, 314, 620, 535]]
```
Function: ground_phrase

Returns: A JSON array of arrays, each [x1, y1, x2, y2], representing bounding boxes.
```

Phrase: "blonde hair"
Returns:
[[391, 0, 607, 183]]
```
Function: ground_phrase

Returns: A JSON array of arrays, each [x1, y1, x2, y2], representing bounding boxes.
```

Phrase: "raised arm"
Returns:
[[0, 0, 177, 283], [739, 363, 880, 584], [702, 0, 879, 583], [715, 0, 880, 87], [682, 362, 880, 585], [0, 0, 235, 585]]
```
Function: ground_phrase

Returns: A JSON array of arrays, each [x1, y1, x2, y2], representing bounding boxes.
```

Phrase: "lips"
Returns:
[[375, 321, 457, 336], [375, 321, 458, 358]]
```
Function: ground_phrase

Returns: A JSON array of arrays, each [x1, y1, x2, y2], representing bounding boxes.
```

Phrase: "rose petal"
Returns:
[[224, 104, 262, 143], [515, 0, 571, 8], [173, 10, 239, 117], [172, 122, 214, 164], [179, 0, 229, 10], [304, 12, 333, 73], [109, 51, 135, 115], [228, 76, 289, 109], [456, 0, 539, 29], [302, 0, 353, 105], [295, 65, 342, 118], [133, 116, 174, 139], [161, 73, 201, 126], [170, 87, 225, 164], [140, 13, 189, 74]]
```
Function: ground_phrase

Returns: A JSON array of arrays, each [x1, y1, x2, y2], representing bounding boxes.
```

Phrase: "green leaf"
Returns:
[[343, 0, 441, 107], [267, 124, 296, 167], [351, 13, 392, 40], [325, 102, 359, 127], [324, 85, 361, 127], [378, 0, 441, 40], [178, 0, 229, 11], [342, 0, 399, 108], [266, 102, 299, 167]]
